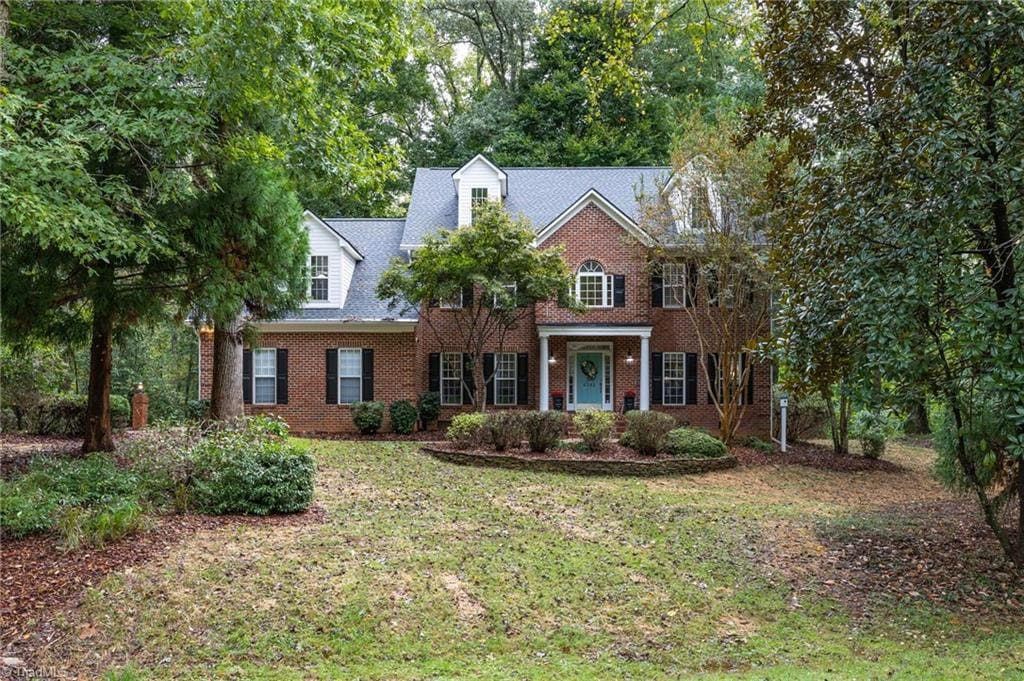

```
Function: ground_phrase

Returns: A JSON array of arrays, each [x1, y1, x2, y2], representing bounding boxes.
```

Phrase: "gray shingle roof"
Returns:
[[401, 166, 672, 247], [278, 218, 417, 322]]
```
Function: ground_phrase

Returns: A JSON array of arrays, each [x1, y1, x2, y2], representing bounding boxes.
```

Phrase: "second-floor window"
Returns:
[[310, 255, 329, 301], [471, 187, 488, 223], [576, 260, 611, 308], [663, 263, 690, 308]]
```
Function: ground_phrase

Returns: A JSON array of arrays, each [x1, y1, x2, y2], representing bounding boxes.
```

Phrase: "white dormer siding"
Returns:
[[452, 154, 506, 226], [302, 211, 362, 308], [665, 160, 723, 233]]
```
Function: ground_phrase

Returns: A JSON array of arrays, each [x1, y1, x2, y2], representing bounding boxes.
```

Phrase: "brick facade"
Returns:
[[199, 202, 771, 437]]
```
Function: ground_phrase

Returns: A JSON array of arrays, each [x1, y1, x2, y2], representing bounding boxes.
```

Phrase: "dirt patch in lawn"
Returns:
[[0, 506, 328, 648], [760, 500, 1023, 622], [441, 573, 486, 623], [733, 440, 904, 473]]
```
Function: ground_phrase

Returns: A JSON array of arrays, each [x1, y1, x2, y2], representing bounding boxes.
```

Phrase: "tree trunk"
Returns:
[[210, 315, 245, 420], [824, 385, 850, 455], [905, 397, 930, 434], [83, 304, 115, 453]]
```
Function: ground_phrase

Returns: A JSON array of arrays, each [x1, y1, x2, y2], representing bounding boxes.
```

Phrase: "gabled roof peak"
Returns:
[[451, 154, 508, 197]]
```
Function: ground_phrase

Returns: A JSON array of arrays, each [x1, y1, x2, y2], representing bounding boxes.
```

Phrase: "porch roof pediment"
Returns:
[[537, 324, 652, 338]]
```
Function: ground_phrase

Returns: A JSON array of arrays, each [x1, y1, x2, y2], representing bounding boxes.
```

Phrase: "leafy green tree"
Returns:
[[756, 0, 1024, 564], [377, 202, 580, 410]]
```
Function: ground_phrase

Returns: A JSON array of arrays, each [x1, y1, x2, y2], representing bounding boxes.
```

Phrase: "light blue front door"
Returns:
[[575, 352, 604, 407]]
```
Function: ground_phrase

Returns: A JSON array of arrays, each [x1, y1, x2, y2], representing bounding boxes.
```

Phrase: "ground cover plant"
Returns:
[[11, 439, 1021, 679]]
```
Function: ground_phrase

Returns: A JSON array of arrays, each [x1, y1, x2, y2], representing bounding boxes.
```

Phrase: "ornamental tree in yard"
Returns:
[[377, 202, 581, 410], [755, 1, 1024, 565], [640, 115, 773, 444]]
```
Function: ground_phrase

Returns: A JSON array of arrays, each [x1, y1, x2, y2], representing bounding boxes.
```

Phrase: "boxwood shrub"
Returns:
[[522, 411, 563, 453], [389, 400, 418, 434], [447, 412, 487, 449], [351, 401, 385, 435], [666, 428, 728, 459], [621, 411, 676, 455]]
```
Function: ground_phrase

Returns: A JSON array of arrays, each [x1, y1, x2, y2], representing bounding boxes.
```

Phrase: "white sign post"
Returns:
[[779, 396, 788, 453]]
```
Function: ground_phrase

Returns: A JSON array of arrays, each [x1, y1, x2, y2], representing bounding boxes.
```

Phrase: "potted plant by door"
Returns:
[[623, 390, 636, 413], [551, 390, 565, 411]]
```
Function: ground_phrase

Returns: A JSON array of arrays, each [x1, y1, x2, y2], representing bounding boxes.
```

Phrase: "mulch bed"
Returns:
[[733, 440, 905, 473], [0, 506, 327, 646], [762, 499, 1023, 621], [458, 441, 675, 461]]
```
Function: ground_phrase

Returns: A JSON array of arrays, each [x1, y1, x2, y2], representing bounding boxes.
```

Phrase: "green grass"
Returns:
[[30, 440, 1024, 679]]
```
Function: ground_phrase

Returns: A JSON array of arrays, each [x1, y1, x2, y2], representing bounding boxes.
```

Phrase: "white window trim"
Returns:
[[492, 282, 517, 308], [441, 352, 463, 406], [493, 352, 517, 406], [337, 348, 363, 405], [662, 352, 687, 406], [663, 263, 689, 309], [470, 187, 489, 224], [253, 348, 277, 405], [576, 261, 612, 309], [309, 255, 330, 302], [439, 290, 464, 309]]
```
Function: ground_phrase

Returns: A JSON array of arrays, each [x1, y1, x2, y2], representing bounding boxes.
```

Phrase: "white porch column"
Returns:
[[539, 334, 550, 411], [639, 334, 651, 410]]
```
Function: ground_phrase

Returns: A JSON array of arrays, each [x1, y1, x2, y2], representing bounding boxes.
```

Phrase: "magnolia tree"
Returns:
[[640, 116, 773, 444], [377, 202, 580, 410], [756, 1, 1024, 565]]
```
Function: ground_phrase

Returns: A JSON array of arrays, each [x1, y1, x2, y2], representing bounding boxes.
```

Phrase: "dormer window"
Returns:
[[666, 163, 722, 233], [471, 187, 488, 223], [310, 255, 329, 301], [576, 260, 612, 308]]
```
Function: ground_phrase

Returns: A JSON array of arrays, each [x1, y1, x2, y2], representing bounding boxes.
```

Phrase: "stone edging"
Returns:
[[420, 446, 738, 477]]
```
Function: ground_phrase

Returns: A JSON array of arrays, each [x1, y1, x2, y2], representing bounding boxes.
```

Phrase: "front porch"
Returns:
[[537, 324, 652, 413]]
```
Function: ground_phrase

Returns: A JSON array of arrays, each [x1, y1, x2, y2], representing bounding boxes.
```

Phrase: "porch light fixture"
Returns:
[[548, 353, 557, 365], [625, 351, 634, 365]]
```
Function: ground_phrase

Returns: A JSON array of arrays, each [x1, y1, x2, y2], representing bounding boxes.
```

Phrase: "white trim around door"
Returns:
[[566, 341, 613, 411]]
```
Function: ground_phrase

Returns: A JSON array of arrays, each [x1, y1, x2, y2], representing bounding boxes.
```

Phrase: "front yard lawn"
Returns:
[[19, 440, 1024, 679]]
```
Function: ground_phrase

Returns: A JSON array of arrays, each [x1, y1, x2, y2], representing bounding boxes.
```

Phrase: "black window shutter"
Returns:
[[707, 353, 719, 404], [651, 272, 663, 308], [651, 352, 663, 405], [428, 353, 441, 393], [613, 274, 625, 307], [462, 353, 475, 404], [686, 264, 698, 307], [242, 350, 253, 404], [685, 352, 698, 405], [483, 353, 495, 406], [276, 349, 288, 405], [428, 298, 439, 308], [516, 352, 529, 405], [326, 348, 338, 404], [362, 348, 374, 401], [462, 285, 474, 308], [745, 353, 754, 405]]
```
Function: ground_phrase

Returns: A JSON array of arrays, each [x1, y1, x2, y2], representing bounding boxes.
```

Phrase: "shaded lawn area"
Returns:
[[22, 440, 1024, 679]]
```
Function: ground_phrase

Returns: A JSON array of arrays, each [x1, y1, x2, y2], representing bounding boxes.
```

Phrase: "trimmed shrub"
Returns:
[[484, 411, 523, 452], [389, 400, 418, 435], [667, 428, 728, 459], [417, 391, 441, 427], [622, 411, 676, 455], [351, 401, 385, 435], [573, 410, 615, 452], [522, 411, 563, 453], [35, 394, 88, 436], [190, 431, 315, 515], [446, 412, 487, 449], [741, 436, 773, 453], [852, 411, 895, 459]]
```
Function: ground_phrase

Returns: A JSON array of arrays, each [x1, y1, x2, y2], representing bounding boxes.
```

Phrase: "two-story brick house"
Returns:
[[198, 154, 770, 436]]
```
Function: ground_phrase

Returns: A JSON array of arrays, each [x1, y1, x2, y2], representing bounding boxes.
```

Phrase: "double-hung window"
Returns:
[[493, 282, 517, 308], [662, 352, 687, 405], [338, 348, 362, 404], [439, 290, 463, 309], [576, 260, 611, 308], [494, 352, 517, 405], [441, 352, 463, 406], [253, 348, 277, 404], [310, 255, 329, 301], [663, 263, 689, 308], [471, 187, 488, 223]]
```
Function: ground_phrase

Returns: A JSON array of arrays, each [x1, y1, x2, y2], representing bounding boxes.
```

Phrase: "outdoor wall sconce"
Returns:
[[625, 351, 634, 365], [548, 353, 557, 365]]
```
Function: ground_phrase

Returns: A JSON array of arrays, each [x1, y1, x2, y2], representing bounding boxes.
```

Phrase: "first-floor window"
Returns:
[[254, 348, 277, 404], [494, 353, 517, 405], [338, 348, 362, 404], [663, 352, 686, 405], [441, 352, 463, 406]]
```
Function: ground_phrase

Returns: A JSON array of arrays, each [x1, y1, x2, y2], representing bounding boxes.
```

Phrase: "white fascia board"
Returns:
[[533, 189, 654, 247], [451, 154, 508, 196], [303, 210, 364, 261], [537, 324, 653, 338], [251, 319, 417, 333]]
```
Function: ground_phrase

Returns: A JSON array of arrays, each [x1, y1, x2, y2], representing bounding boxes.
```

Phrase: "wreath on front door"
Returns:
[[580, 359, 598, 380]]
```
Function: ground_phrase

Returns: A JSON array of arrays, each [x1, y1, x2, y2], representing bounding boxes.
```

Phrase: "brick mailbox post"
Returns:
[[131, 384, 149, 430]]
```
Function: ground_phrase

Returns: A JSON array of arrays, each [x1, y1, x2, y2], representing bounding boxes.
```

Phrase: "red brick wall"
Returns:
[[197, 201, 771, 438], [199, 330, 417, 434]]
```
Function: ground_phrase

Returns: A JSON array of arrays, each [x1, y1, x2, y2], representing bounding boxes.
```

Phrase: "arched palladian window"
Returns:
[[576, 260, 612, 308]]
